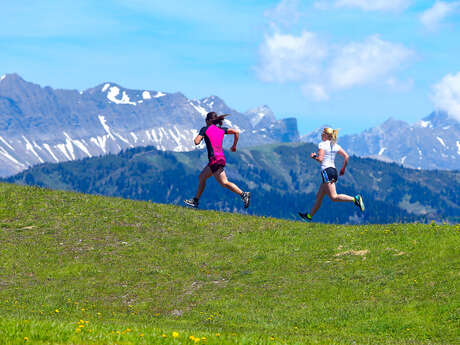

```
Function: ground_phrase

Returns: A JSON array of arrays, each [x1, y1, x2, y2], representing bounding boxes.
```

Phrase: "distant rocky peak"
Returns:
[[422, 110, 458, 127], [0, 73, 35, 89], [1, 73, 24, 82], [199, 95, 228, 110], [245, 105, 276, 127], [301, 124, 332, 144], [378, 117, 409, 131]]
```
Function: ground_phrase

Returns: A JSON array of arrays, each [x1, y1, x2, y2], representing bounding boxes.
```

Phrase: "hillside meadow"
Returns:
[[0, 183, 458, 344]]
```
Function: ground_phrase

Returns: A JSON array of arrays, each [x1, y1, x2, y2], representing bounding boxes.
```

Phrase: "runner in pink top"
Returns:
[[184, 112, 251, 209]]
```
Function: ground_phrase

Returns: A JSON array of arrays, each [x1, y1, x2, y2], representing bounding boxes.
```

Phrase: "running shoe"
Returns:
[[298, 212, 312, 221], [241, 192, 251, 209], [184, 198, 199, 208], [354, 195, 365, 212]]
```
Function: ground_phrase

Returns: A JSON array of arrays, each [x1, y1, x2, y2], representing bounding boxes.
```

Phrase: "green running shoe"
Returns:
[[354, 195, 365, 212], [298, 212, 312, 221]]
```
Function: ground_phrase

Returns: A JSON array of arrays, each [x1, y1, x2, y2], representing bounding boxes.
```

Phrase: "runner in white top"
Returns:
[[299, 127, 365, 222], [318, 139, 341, 171]]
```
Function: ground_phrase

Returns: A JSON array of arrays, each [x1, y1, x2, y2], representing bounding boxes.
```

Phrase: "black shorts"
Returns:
[[321, 167, 338, 183], [208, 159, 226, 173]]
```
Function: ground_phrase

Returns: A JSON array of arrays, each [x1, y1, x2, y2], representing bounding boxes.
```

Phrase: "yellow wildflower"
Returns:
[[161, 334, 167, 338], [75, 328, 81, 333], [24, 337, 29, 341], [140, 333, 145, 337], [55, 309, 59, 313], [172, 331, 179, 338], [215, 333, 221, 337]]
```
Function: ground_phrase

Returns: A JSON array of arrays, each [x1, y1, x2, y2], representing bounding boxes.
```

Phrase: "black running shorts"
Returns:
[[208, 159, 226, 173], [321, 167, 338, 183]]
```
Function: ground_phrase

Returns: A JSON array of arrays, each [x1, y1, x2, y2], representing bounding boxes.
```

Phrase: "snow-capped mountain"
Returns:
[[301, 112, 460, 170], [0, 74, 299, 177]]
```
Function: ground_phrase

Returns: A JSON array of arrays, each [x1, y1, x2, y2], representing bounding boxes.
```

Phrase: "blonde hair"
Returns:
[[323, 127, 338, 143]]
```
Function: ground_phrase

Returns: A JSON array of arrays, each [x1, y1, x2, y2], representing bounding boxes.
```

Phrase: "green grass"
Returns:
[[0, 182, 458, 345]]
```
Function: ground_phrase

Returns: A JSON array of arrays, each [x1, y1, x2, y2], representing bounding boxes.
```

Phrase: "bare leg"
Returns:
[[310, 183, 326, 217], [324, 182, 354, 202], [195, 166, 212, 199], [213, 168, 243, 195]]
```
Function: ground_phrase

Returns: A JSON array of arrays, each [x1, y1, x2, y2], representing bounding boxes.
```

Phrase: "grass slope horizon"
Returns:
[[4, 142, 460, 224], [0, 182, 459, 344]]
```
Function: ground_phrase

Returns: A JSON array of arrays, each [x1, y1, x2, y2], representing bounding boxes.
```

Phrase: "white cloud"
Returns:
[[386, 77, 415, 92], [256, 32, 414, 101], [315, 0, 411, 11], [420, 1, 460, 30], [432, 72, 460, 121], [301, 83, 330, 101], [256, 31, 327, 83], [264, 0, 301, 28], [328, 35, 414, 89]]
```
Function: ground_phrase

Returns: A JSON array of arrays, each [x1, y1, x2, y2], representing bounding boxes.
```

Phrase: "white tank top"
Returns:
[[318, 140, 341, 170]]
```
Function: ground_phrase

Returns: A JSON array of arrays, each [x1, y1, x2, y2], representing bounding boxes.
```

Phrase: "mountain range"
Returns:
[[5, 143, 460, 224], [0, 73, 298, 177], [1, 73, 459, 177]]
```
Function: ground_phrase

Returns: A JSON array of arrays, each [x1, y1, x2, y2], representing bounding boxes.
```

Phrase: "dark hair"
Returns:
[[206, 112, 229, 126]]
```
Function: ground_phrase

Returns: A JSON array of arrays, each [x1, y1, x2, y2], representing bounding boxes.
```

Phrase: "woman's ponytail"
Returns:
[[332, 129, 338, 143]]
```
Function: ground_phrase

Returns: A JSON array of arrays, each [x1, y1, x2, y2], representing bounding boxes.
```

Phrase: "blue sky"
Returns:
[[1, 0, 460, 135]]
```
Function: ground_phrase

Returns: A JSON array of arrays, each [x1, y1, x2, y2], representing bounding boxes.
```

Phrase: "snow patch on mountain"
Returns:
[[64, 132, 92, 158], [0, 136, 15, 151], [378, 147, 386, 155], [0, 75, 5, 81], [153, 91, 166, 98], [56, 144, 72, 161], [457, 141, 460, 155], [190, 102, 208, 117], [23, 136, 44, 163], [107, 86, 136, 105], [90, 136, 108, 154], [114, 132, 132, 147], [250, 112, 266, 127], [142, 91, 151, 100], [0, 145, 24, 167], [43, 144, 59, 162], [62, 132, 76, 160], [98, 115, 115, 140], [102, 83, 110, 92], [419, 120, 432, 128], [436, 136, 447, 148]]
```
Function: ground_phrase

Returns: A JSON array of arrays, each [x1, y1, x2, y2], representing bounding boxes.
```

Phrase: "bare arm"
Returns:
[[337, 148, 349, 175], [194, 135, 203, 146], [310, 149, 325, 163], [226, 128, 239, 152]]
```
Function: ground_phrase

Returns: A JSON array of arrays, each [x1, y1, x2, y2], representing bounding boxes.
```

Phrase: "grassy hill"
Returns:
[[5, 143, 460, 224], [0, 182, 459, 345]]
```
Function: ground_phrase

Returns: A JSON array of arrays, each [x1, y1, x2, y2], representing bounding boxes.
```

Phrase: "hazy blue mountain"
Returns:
[[0, 74, 299, 177], [5, 142, 459, 224]]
